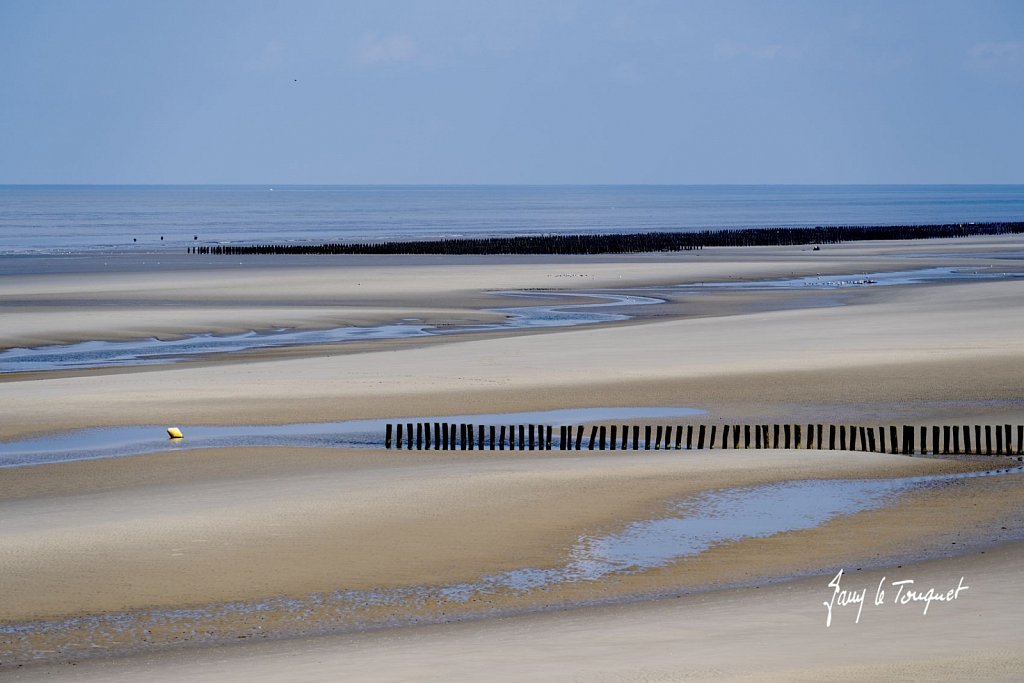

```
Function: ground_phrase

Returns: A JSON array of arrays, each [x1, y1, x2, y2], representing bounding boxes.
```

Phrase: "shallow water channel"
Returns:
[[0, 406, 706, 467]]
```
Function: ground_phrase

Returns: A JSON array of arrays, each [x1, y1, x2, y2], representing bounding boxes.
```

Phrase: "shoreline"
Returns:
[[2, 234, 1023, 678]]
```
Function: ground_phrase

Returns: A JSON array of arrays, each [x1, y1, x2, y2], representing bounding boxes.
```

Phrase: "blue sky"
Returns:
[[0, 0, 1021, 183]]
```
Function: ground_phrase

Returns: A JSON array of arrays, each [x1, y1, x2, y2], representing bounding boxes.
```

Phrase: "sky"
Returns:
[[0, 0, 1022, 184]]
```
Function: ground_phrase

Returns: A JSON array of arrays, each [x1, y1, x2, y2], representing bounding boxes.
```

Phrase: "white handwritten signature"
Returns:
[[823, 569, 969, 627]]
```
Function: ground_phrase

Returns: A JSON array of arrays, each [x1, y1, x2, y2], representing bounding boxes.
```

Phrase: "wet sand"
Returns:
[[2, 235, 1023, 678]]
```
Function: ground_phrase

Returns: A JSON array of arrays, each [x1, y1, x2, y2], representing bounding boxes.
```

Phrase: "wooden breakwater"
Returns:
[[384, 422, 1024, 457], [188, 221, 1024, 256]]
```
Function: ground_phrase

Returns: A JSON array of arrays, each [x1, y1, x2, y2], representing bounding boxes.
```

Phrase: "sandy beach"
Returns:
[[2, 235, 1023, 679]]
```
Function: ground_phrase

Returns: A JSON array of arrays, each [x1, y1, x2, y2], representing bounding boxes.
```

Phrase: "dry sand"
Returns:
[[8, 541, 1022, 682], [2, 236, 1023, 679]]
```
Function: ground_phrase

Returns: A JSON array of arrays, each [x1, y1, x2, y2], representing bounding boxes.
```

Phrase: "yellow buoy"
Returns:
[[167, 427, 183, 439]]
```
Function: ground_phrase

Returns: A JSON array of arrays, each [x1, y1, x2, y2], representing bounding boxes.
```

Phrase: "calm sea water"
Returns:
[[1, 184, 1023, 255]]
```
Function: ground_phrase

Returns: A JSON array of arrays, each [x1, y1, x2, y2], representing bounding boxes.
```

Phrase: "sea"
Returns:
[[1, 184, 1023, 255]]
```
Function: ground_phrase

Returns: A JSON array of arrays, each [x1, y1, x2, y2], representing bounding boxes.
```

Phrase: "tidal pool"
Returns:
[[3, 465, 1020, 662]]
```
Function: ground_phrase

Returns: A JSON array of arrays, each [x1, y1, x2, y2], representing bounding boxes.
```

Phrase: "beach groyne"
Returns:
[[384, 422, 1024, 457], [189, 221, 1024, 256]]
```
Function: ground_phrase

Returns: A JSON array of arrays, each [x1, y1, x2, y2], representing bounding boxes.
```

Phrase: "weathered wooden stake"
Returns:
[[610, 425, 617, 450], [499, 425, 506, 450], [904, 425, 914, 455], [416, 423, 423, 450], [773, 424, 780, 448], [490, 425, 496, 450], [588, 426, 598, 450], [697, 425, 706, 450], [709, 425, 717, 449], [632, 425, 640, 450], [828, 425, 836, 450], [952, 426, 960, 454], [996, 425, 1004, 455], [528, 424, 535, 451], [849, 426, 858, 451], [385, 424, 393, 449], [985, 425, 992, 455], [622, 425, 630, 450], [686, 425, 694, 450], [546, 425, 553, 450], [867, 428, 876, 453], [599, 425, 607, 450], [675, 425, 683, 450], [942, 426, 951, 455], [576, 425, 585, 450], [839, 426, 847, 451]]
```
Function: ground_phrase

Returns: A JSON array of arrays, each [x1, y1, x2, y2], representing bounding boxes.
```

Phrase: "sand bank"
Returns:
[[9, 541, 1018, 683]]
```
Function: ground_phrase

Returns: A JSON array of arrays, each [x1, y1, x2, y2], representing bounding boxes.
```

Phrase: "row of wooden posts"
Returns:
[[384, 422, 1024, 456]]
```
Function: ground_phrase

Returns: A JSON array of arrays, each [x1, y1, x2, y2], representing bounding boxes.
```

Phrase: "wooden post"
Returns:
[[490, 425, 496, 450], [920, 426, 927, 455], [528, 424, 535, 451], [889, 425, 898, 455], [546, 425, 553, 450], [709, 425, 717, 449], [442, 423, 449, 449], [867, 428, 876, 453], [675, 425, 683, 450], [941, 426, 950, 455], [773, 424, 780, 448], [744, 424, 751, 449], [518, 425, 525, 451], [755, 424, 762, 449], [425, 422, 433, 450], [975, 425, 982, 455], [632, 425, 640, 450], [385, 424, 393, 449], [952, 426, 960, 454], [407, 423, 414, 450], [416, 423, 423, 450], [720, 426, 728, 449], [1018, 425, 1023, 456], [816, 425, 823, 450], [643, 425, 651, 450], [599, 425, 607, 450], [962, 425, 971, 454], [396, 423, 404, 449], [622, 425, 629, 450], [459, 424, 466, 451], [984, 425, 992, 455], [1005, 425, 1012, 455], [686, 425, 694, 450], [829, 425, 836, 450], [839, 425, 847, 451], [559, 425, 567, 450], [904, 426, 914, 455], [467, 424, 475, 451], [996, 425, 1004, 455], [588, 426, 598, 450], [610, 425, 617, 450], [795, 424, 802, 449], [857, 427, 866, 452], [697, 425, 706, 450], [576, 425, 585, 451], [498, 425, 505, 451]]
